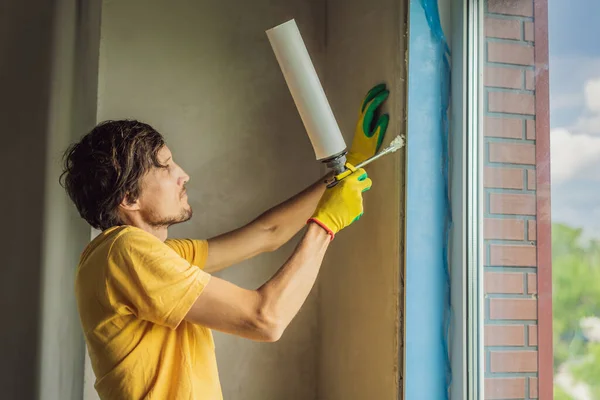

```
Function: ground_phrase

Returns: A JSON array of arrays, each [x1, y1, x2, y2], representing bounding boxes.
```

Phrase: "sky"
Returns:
[[548, 0, 600, 237]]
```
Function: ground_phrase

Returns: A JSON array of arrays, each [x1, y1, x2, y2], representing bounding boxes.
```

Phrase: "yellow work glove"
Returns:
[[346, 84, 390, 166], [308, 164, 372, 240]]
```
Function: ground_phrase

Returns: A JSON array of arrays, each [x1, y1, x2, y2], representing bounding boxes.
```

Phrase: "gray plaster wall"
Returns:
[[0, 0, 101, 399], [1, 0, 407, 397], [96, 1, 325, 398], [318, 0, 407, 398]]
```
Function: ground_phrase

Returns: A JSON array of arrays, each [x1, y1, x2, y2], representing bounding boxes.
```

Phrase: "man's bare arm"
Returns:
[[185, 223, 330, 341], [203, 173, 332, 274], [186, 167, 370, 341]]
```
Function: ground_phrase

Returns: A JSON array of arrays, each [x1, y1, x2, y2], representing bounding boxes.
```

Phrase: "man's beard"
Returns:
[[148, 206, 193, 228]]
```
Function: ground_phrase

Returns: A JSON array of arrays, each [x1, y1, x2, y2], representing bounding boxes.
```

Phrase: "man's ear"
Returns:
[[119, 194, 141, 212]]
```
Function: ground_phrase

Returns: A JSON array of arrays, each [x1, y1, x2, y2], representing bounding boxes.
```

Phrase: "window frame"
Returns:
[[450, 0, 553, 398], [449, 0, 485, 399]]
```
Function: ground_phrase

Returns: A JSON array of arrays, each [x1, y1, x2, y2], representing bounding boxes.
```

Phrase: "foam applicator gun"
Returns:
[[266, 19, 405, 181]]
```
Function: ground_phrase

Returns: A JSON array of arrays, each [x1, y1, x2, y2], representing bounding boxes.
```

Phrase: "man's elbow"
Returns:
[[249, 293, 286, 342], [259, 327, 283, 343], [253, 308, 284, 342]]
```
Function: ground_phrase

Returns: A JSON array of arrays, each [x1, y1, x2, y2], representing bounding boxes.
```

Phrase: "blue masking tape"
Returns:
[[406, 0, 452, 399]]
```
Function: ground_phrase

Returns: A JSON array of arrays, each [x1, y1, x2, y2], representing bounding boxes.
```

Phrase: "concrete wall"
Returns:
[[97, 1, 325, 398], [318, 0, 407, 398], [0, 0, 100, 399]]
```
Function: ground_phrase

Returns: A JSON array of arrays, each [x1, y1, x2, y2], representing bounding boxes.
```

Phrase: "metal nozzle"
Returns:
[[322, 152, 347, 175]]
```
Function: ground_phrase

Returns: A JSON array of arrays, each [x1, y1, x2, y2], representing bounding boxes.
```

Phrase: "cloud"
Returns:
[[584, 79, 600, 113], [551, 93, 584, 112], [572, 115, 600, 135], [568, 78, 600, 135], [549, 57, 600, 128], [551, 75, 600, 238], [551, 76, 600, 185], [552, 180, 600, 238], [551, 128, 600, 184]]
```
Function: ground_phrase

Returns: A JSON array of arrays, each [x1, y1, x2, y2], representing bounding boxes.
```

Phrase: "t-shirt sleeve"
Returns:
[[106, 230, 211, 329], [164, 238, 209, 270]]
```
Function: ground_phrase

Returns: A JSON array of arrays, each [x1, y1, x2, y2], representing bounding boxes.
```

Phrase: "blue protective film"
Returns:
[[405, 0, 452, 398]]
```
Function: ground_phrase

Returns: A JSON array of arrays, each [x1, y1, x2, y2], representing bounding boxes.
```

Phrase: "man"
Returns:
[[61, 84, 389, 399]]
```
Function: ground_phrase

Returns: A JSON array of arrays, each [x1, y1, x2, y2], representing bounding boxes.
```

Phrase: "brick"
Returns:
[[528, 273, 537, 294], [488, 0, 533, 17], [485, 272, 525, 294], [530, 377, 538, 398], [489, 91, 535, 115], [485, 17, 522, 40], [490, 244, 537, 266], [485, 66, 522, 89], [490, 193, 535, 215], [488, 42, 534, 66], [485, 218, 525, 240], [489, 142, 536, 164], [490, 193, 536, 215], [485, 117, 523, 139], [484, 167, 524, 189], [529, 325, 538, 346], [528, 220, 536, 241], [485, 377, 526, 399], [527, 169, 536, 190], [490, 298, 537, 320], [527, 119, 536, 139], [525, 70, 535, 90], [490, 350, 538, 372], [485, 324, 525, 346], [524, 21, 534, 41]]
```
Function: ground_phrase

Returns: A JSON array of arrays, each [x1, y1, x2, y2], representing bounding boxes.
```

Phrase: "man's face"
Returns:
[[135, 145, 192, 228]]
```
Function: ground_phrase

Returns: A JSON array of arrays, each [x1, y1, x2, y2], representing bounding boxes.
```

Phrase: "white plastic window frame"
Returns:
[[450, 0, 484, 399]]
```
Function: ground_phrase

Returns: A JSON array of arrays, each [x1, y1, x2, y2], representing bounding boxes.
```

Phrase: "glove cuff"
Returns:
[[307, 218, 335, 241]]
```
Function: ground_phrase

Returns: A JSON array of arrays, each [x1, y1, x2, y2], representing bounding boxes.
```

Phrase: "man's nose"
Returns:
[[180, 170, 190, 185]]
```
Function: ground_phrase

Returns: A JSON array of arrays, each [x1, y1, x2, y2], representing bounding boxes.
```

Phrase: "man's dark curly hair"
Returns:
[[60, 120, 166, 230]]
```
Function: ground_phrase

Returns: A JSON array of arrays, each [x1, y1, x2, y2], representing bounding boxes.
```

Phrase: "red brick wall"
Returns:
[[482, 0, 550, 399]]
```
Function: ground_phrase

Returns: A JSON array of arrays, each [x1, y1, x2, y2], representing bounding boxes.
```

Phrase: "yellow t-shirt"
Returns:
[[75, 225, 222, 400]]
